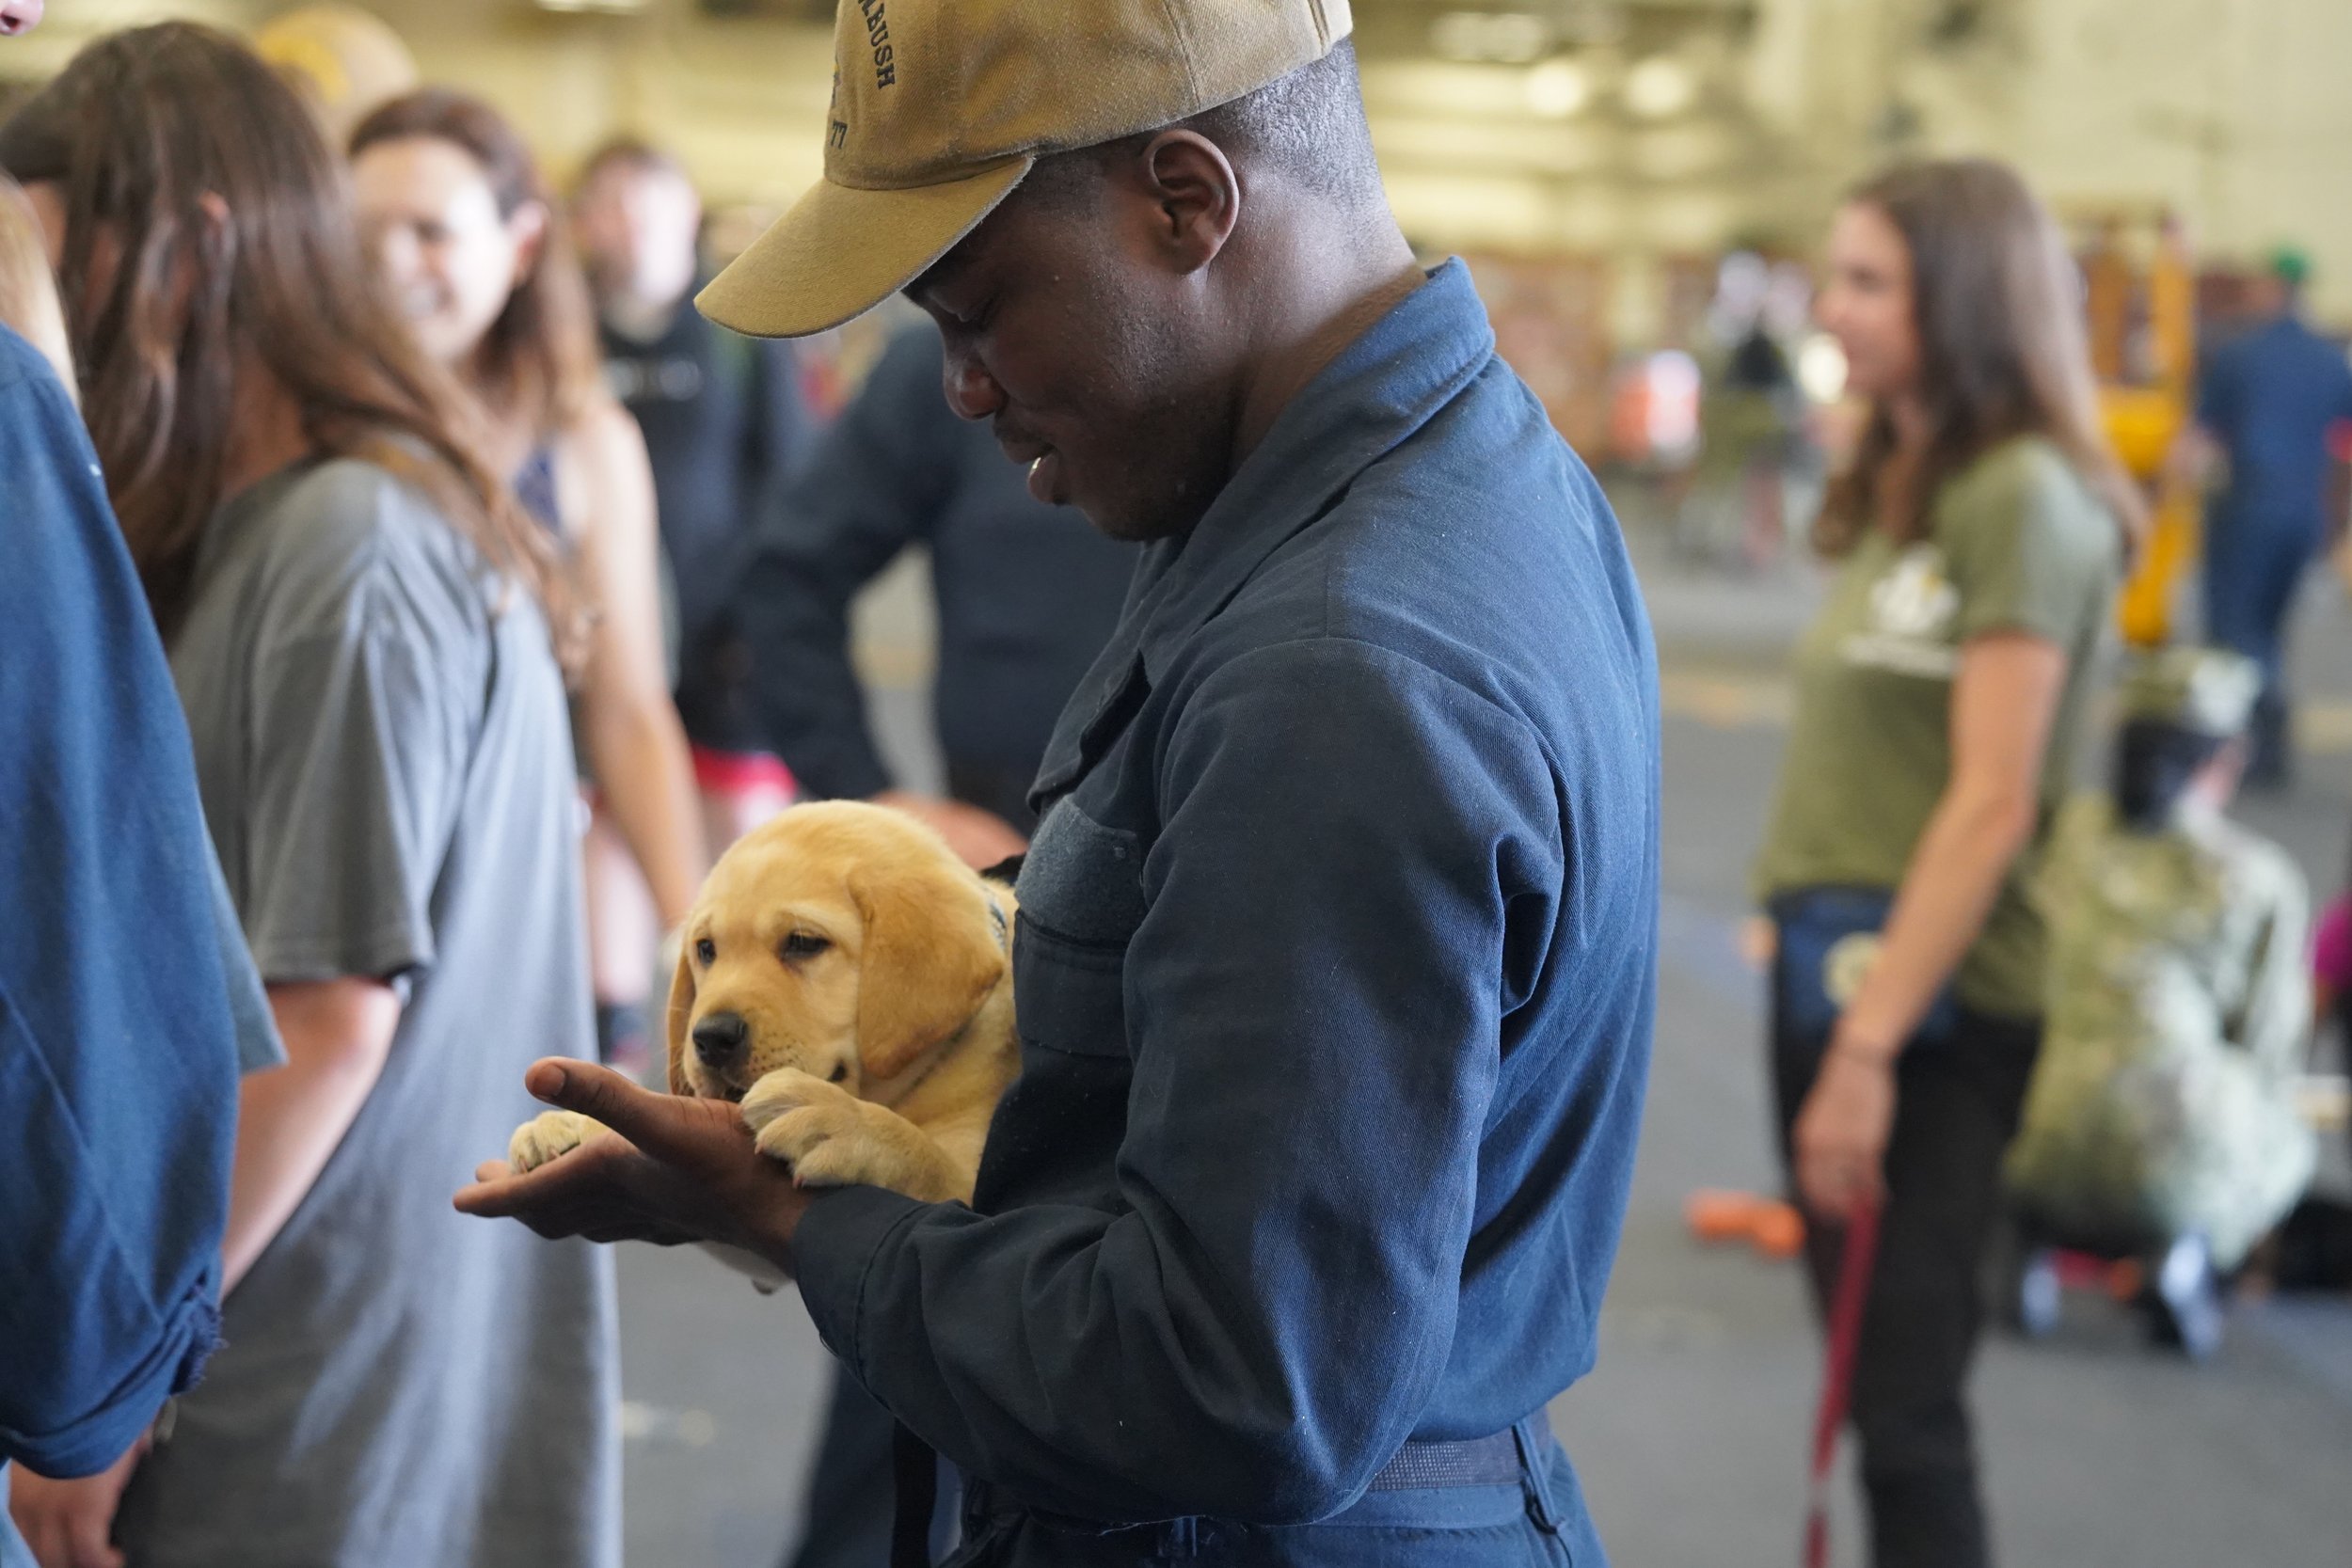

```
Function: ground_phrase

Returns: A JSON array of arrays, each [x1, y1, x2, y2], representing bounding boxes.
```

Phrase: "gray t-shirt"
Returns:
[[114, 458, 619, 1568]]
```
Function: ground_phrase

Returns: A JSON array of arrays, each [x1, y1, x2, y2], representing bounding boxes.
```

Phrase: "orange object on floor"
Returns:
[[1686, 1188, 1808, 1259], [1751, 1202, 1807, 1259]]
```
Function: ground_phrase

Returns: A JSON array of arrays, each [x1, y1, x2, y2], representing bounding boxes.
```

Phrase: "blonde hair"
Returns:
[[0, 174, 74, 403]]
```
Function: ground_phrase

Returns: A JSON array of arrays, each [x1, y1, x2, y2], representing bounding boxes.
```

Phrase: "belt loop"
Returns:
[[1152, 1515, 1202, 1559], [1513, 1416, 1565, 1534]]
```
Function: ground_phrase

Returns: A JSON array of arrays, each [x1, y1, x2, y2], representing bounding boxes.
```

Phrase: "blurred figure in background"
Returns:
[[352, 91, 705, 1067], [0, 24, 616, 1566], [1682, 249, 1804, 571], [733, 323, 1136, 875], [2010, 646, 2314, 1357], [2189, 246, 2352, 788], [251, 4, 419, 149], [573, 138, 817, 849], [1754, 159, 2134, 1568]]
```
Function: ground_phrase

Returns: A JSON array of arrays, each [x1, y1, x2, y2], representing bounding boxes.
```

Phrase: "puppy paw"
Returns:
[[740, 1069, 880, 1188], [508, 1110, 604, 1174], [739, 1067, 858, 1132]]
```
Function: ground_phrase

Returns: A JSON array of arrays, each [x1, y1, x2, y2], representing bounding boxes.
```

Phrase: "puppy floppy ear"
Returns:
[[852, 863, 1008, 1082], [665, 936, 698, 1097]]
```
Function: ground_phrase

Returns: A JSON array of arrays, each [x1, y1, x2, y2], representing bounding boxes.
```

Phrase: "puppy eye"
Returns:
[[828, 1062, 849, 1084], [694, 937, 716, 965], [782, 932, 831, 960]]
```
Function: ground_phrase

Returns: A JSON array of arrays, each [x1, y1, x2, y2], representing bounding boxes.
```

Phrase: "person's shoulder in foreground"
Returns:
[[0, 322, 242, 1486]]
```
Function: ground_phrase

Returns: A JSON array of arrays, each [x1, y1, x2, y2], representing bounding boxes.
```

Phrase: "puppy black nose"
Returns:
[[691, 1012, 749, 1067]]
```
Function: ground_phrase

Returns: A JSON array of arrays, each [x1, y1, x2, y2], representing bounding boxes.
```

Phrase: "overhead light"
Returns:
[[1524, 59, 1590, 119], [536, 0, 650, 13], [1624, 55, 1696, 119], [1430, 11, 1552, 66]]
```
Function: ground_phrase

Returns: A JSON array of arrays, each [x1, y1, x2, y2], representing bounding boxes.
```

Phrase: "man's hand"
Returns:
[[454, 1060, 813, 1271], [9, 1438, 143, 1568], [872, 790, 1028, 870]]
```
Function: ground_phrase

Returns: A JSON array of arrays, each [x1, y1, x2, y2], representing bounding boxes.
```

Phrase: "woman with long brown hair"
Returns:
[[1753, 159, 2139, 1567], [349, 88, 706, 1070], [0, 24, 617, 1568]]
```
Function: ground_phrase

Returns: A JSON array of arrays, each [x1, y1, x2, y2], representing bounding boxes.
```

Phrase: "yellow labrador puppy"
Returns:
[[508, 800, 1020, 1205]]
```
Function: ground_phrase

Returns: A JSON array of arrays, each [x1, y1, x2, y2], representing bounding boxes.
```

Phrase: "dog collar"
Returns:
[[984, 891, 1009, 953]]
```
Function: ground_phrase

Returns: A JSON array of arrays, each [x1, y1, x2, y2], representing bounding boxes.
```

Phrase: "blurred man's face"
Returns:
[[575, 164, 701, 312], [0, 2, 43, 39]]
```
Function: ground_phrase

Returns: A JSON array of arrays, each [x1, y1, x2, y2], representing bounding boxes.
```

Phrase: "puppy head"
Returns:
[[667, 801, 1009, 1101]]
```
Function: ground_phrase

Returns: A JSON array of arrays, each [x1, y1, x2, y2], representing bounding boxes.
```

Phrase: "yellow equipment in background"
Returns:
[[2077, 209, 2200, 647]]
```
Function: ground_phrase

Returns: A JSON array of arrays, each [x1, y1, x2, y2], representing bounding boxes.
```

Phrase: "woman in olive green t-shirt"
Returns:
[[1753, 161, 2139, 1568]]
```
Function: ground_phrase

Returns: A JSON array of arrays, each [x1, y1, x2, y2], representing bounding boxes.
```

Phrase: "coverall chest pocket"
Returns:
[[1012, 797, 1145, 1059]]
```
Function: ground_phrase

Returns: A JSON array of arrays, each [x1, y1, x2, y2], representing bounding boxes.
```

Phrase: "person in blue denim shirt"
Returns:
[[0, 321, 255, 1568], [461, 6, 1660, 1564]]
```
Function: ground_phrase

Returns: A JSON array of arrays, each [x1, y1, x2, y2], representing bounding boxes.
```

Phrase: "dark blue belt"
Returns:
[[1365, 1427, 1525, 1490], [928, 1413, 1565, 1565]]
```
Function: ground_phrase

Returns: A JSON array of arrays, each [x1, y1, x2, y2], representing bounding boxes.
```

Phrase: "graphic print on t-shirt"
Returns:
[[1842, 545, 1960, 679]]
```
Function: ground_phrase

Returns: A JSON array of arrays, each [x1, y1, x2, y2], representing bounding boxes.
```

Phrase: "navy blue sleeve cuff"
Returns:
[[792, 1184, 929, 1379]]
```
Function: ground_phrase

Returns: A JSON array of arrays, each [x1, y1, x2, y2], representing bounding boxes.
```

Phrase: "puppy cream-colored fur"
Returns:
[[509, 801, 1019, 1205]]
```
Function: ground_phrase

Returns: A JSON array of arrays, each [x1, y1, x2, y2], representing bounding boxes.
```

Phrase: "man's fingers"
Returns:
[[521, 1059, 719, 1165]]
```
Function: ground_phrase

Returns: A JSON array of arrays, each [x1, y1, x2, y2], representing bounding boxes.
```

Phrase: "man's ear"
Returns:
[[1133, 129, 1240, 275]]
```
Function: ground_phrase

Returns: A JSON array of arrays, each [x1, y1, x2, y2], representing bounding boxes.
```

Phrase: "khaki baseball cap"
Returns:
[[697, 0, 1353, 340]]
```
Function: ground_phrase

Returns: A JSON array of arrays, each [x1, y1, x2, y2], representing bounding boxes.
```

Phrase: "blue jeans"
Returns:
[[2204, 524, 2316, 778]]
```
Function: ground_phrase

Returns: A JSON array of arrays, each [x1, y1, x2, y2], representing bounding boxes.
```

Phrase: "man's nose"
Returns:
[[691, 1011, 750, 1068], [941, 346, 1006, 421]]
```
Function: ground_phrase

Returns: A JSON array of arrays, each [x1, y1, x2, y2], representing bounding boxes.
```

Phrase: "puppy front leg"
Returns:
[[739, 1069, 973, 1203], [508, 1110, 609, 1174]]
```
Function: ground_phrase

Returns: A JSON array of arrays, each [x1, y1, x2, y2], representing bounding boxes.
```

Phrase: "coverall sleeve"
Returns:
[[730, 327, 957, 798], [789, 638, 1565, 1525], [0, 341, 242, 1480]]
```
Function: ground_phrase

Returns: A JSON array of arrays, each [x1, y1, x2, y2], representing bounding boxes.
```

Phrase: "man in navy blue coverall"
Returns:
[[459, 4, 1661, 1563]]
